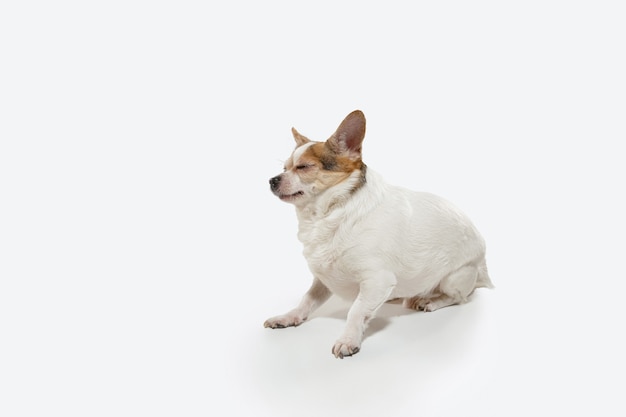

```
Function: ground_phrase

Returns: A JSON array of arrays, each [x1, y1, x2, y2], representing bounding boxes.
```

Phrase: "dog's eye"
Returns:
[[296, 164, 312, 170]]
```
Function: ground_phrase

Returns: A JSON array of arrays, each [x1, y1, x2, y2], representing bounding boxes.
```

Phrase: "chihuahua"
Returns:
[[265, 110, 492, 358]]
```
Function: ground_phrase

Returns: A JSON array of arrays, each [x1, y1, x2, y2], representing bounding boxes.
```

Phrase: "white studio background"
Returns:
[[1, 1, 624, 416]]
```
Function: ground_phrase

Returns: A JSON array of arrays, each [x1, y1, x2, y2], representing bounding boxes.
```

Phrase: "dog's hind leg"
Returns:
[[403, 294, 436, 311], [332, 271, 396, 358], [264, 278, 331, 329], [421, 263, 479, 312]]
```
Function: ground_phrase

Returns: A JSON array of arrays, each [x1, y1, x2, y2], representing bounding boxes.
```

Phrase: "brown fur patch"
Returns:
[[306, 143, 363, 173], [294, 142, 366, 193]]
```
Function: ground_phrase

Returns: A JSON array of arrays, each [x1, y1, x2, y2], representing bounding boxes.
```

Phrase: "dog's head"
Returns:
[[269, 110, 367, 207]]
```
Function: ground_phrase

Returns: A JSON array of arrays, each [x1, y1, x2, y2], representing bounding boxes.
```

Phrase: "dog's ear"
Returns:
[[326, 110, 366, 159], [291, 127, 311, 147]]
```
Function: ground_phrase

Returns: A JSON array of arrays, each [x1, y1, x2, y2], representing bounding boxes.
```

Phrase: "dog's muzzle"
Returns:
[[269, 175, 281, 193]]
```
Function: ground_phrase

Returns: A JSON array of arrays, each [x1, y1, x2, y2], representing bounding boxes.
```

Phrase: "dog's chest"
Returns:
[[297, 215, 361, 296], [299, 220, 344, 267]]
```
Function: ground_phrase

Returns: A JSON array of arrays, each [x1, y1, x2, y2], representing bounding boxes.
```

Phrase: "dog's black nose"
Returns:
[[269, 175, 281, 191]]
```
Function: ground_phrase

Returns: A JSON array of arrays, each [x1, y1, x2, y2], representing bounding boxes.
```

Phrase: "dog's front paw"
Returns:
[[263, 313, 305, 329], [332, 338, 361, 359]]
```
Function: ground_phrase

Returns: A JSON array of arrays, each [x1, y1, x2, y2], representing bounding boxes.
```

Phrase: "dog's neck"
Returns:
[[295, 168, 384, 222]]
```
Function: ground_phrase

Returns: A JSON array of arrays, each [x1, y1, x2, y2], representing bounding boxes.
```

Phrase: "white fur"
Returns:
[[297, 168, 489, 300], [265, 112, 492, 359]]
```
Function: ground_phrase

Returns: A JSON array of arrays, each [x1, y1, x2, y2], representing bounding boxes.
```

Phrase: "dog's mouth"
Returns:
[[279, 191, 304, 201]]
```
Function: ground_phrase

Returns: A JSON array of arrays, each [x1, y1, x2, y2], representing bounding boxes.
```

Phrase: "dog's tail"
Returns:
[[476, 258, 494, 289]]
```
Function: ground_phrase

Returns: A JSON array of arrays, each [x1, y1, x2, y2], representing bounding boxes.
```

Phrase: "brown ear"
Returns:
[[291, 127, 310, 147], [326, 110, 366, 159]]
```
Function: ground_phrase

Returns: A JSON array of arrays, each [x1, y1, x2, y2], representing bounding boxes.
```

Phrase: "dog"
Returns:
[[265, 110, 492, 358]]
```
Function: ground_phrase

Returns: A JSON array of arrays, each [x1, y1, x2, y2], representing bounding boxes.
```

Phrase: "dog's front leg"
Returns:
[[264, 278, 331, 329], [332, 272, 396, 359]]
